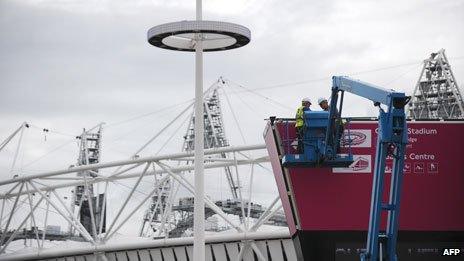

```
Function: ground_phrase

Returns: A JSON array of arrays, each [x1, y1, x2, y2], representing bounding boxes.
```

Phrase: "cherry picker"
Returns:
[[283, 76, 410, 260]]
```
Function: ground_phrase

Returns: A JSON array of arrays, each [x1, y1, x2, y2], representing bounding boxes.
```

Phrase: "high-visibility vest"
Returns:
[[295, 106, 309, 128]]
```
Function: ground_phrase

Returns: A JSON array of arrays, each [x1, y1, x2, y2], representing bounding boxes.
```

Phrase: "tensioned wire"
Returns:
[[18, 98, 194, 169], [227, 56, 464, 93]]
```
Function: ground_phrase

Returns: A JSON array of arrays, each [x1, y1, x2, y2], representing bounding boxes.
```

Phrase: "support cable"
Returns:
[[383, 62, 423, 87], [0, 123, 29, 153], [220, 87, 247, 145], [227, 56, 464, 93], [21, 139, 75, 169], [21, 123, 103, 169], [105, 99, 193, 128], [225, 79, 293, 111], [10, 124, 26, 174], [221, 84, 263, 119], [104, 105, 188, 144], [154, 111, 192, 155], [28, 124, 75, 138]]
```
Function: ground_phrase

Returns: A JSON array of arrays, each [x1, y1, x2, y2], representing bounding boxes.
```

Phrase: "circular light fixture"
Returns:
[[147, 20, 251, 52]]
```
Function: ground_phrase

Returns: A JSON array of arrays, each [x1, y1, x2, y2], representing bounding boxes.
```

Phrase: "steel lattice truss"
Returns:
[[71, 125, 104, 236], [182, 85, 238, 201], [183, 87, 229, 150], [140, 85, 237, 238], [140, 82, 285, 239], [409, 49, 464, 119], [0, 144, 272, 256]]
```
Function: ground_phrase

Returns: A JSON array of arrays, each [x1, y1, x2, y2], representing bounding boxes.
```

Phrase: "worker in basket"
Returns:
[[295, 97, 312, 154], [319, 97, 345, 153], [318, 97, 330, 111]]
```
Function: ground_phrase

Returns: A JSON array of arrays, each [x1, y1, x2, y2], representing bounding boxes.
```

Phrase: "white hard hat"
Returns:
[[318, 97, 327, 105], [302, 97, 311, 103]]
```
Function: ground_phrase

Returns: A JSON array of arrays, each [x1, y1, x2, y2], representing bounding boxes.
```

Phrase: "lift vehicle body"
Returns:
[[283, 76, 410, 260]]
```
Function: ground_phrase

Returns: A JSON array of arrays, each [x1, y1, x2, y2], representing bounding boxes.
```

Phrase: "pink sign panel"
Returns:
[[265, 120, 464, 234]]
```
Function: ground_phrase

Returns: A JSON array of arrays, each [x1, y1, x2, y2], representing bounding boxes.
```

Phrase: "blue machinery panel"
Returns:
[[282, 76, 410, 261], [282, 111, 353, 167]]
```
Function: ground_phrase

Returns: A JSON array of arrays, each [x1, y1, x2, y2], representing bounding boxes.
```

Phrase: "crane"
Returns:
[[283, 76, 410, 260]]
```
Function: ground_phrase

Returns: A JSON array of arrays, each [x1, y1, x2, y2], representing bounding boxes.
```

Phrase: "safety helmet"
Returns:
[[318, 97, 328, 105], [302, 97, 311, 104]]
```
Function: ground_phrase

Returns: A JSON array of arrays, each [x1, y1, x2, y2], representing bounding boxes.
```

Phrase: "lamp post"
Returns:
[[147, 1, 250, 260]]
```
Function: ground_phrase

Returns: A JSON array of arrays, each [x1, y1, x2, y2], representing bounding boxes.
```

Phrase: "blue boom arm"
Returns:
[[324, 76, 409, 159], [333, 76, 402, 106], [328, 76, 410, 261]]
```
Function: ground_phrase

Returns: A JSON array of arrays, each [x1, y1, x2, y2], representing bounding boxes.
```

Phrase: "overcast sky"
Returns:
[[1, 0, 463, 236]]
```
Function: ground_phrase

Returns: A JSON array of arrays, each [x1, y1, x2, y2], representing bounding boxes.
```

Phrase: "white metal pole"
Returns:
[[0, 197, 45, 254], [41, 192, 50, 248], [10, 123, 25, 173], [246, 163, 255, 230], [103, 163, 151, 241], [193, 0, 205, 260], [0, 182, 24, 245], [98, 181, 108, 238], [0, 124, 24, 153], [140, 179, 167, 237], [0, 199, 4, 229], [156, 162, 243, 232], [250, 196, 280, 231], [105, 175, 169, 241], [24, 184, 40, 248], [193, 0, 205, 261]]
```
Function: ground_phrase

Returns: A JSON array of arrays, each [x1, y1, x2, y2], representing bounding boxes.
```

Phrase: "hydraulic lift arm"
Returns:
[[328, 76, 410, 261]]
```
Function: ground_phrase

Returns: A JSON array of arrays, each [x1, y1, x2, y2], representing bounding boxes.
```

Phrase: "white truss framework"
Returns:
[[0, 144, 284, 260], [409, 49, 464, 119], [141, 82, 268, 239]]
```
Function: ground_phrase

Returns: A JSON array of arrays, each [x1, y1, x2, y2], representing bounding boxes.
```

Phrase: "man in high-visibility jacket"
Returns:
[[295, 97, 312, 153]]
